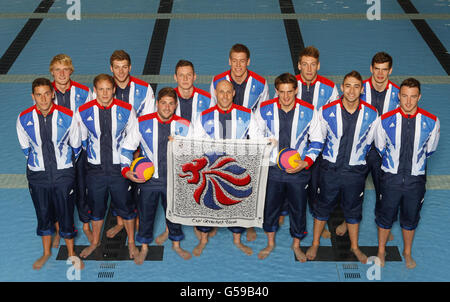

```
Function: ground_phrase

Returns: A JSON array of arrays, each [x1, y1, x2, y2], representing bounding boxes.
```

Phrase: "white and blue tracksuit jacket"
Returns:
[[193, 104, 265, 140], [120, 113, 192, 179], [210, 70, 269, 111], [175, 86, 213, 122], [17, 104, 81, 172], [93, 76, 155, 117], [52, 80, 93, 112], [361, 78, 400, 115], [309, 98, 379, 166], [256, 97, 320, 167], [296, 74, 339, 110], [76, 99, 137, 166], [374, 107, 440, 176]]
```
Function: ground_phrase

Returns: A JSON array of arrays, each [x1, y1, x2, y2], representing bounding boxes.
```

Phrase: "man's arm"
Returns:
[[120, 111, 145, 182], [305, 108, 325, 163], [16, 115, 30, 158], [140, 84, 156, 115], [373, 117, 386, 157], [426, 117, 440, 157], [69, 114, 82, 161]]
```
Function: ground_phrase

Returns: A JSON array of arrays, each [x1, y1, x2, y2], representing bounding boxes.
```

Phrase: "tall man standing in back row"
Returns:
[[210, 44, 269, 111], [106, 50, 156, 239], [278, 46, 339, 235], [336, 52, 400, 239], [49, 54, 93, 247], [210, 43, 269, 242], [155, 59, 215, 245], [361, 52, 399, 240]]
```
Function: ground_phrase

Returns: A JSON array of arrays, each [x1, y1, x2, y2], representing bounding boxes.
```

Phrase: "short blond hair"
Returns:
[[49, 54, 74, 73]]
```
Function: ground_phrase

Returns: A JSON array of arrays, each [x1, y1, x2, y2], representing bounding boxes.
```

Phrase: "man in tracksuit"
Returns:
[[210, 43, 269, 112], [306, 71, 378, 264], [17, 78, 83, 270], [193, 79, 265, 257], [174, 59, 213, 122], [121, 87, 193, 264], [76, 74, 138, 260], [352, 52, 400, 241], [255, 73, 321, 261], [155, 59, 215, 245], [106, 50, 156, 239], [374, 78, 439, 269], [49, 54, 93, 247], [210, 44, 269, 242], [278, 46, 339, 238]]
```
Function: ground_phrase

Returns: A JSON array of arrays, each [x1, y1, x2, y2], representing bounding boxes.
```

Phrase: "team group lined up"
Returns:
[[16, 44, 440, 270]]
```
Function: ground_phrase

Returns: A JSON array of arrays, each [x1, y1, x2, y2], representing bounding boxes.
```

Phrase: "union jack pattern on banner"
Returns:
[[167, 137, 272, 228]]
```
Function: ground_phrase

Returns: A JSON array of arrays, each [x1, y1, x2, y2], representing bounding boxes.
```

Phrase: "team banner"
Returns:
[[167, 137, 272, 228]]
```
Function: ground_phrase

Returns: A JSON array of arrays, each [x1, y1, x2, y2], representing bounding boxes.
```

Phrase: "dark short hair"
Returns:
[[229, 43, 250, 59], [110, 49, 131, 66], [93, 73, 115, 88], [175, 59, 195, 74], [371, 52, 393, 69], [274, 72, 298, 90], [298, 46, 320, 62], [157, 87, 178, 102], [400, 77, 421, 94], [32, 77, 53, 93], [343, 70, 363, 86]]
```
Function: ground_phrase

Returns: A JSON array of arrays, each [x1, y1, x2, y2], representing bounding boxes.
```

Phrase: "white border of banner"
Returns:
[[166, 137, 273, 228]]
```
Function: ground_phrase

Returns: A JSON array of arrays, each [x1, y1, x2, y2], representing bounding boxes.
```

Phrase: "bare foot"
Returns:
[[128, 242, 139, 259], [306, 245, 319, 260], [321, 228, 331, 239], [278, 215, 285, 226], [292, 244, 307, 262], [80, 243, 100, 259], [403, 253, 416, 269], [106, 224, 124, 239], [193, 241, 207, 257], [33, 253, 51, 270], [336, 222, 347, 236], [258, 245, 275, 260], [134, 247, 148, 265], [208, 227, 218, 238], [52, 234, 60, 249], [234, 241, 253, 256], [155, 229, 169, 245], [351, 248, 368, 264], [173, 245, 192, 260], [83, 224, 94, 244], [388, 231, 394, 242], [194, 227, 202, 240], [246, 227, 257, 242], [377, 251, 385, 268]]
